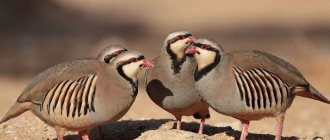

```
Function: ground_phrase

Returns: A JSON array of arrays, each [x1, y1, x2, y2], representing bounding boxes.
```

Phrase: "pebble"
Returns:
[[43, 127, 48, 132], [2, 124, 8, 129], [4, 130, 14, 134]]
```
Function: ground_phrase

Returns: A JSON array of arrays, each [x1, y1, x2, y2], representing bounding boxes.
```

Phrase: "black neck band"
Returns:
[[166, 45, 186, 74], [117, 65, 138, 96], [165, 33, 192, 74]]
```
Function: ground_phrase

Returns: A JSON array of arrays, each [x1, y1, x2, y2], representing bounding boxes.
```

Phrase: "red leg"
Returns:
[[56, 129, 65, 140], [57, 134, 64, 140], [240, 120, 250, 140], [198, 118, 205, 134], [275, 115, 284, 140], [79, 130, 90, 140], [176, 116, 182, 130]]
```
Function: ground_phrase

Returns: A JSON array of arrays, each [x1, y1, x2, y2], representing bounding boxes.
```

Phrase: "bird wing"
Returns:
[[228, 50, 330, 104], [228, 50, 307, 87], [39, 74, 98, 117], [232, 66, 289, 109], [17, 60, 101, 105]]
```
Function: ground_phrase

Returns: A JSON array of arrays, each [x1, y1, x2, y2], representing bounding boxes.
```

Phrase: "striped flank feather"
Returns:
[[41, 75, 98, 118], [233, 67, 289, 110]]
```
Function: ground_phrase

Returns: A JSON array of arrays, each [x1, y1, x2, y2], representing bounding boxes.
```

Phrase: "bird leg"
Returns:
[[56, 134, 64, 140], [275, 115, 284, 140], [79, 130, 90, 140], [175, 116, 182, 130], [240, 120, 250, 140], [198, 118, 205, 134], [56, 129, 65, 140]]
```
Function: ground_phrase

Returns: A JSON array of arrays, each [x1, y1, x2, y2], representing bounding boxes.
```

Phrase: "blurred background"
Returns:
[[0, 0, 329, 139]]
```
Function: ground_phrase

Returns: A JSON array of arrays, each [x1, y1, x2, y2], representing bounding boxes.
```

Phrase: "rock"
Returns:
[[136, 129, 209, 140], [210, 133, 235, 140], [4, 130, 14, 134], [2, 124, 8, 129], [158, 121, 175, 130]]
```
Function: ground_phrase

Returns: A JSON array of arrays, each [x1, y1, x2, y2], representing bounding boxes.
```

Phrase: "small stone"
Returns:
[[312, 136, 324, 140], [2, 124, 9, 129], [5, 130, 14, 134]]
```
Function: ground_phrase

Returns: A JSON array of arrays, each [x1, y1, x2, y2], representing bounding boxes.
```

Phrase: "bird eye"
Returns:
[[201, 44, 208, 49], [130, 58, 138, 62], [177, 35, 184, 40]]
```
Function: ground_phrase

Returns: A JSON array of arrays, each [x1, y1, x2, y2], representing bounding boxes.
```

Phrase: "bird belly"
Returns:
[[146, 79, 204, 116]]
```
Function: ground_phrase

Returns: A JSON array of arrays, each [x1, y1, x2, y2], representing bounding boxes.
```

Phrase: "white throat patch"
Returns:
[[169, 38, 190, 59], [195, 48, 216, 70], [121, 60, 143, 80]]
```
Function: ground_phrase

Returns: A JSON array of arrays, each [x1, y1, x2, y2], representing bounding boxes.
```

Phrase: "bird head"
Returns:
[[185, 39, 224, 70], [164, 31, 196, 60], [112, 51, 154, 80]]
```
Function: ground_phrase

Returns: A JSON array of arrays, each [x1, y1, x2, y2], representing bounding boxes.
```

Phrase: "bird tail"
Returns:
[[293, 85, 330, 104], [0, 102, 32, 124]]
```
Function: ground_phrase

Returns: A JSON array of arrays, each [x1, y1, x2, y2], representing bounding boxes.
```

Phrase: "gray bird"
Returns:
[[185, 39, 330, 140], [0, 51, 153, 140], [145, 31, 210, 134]]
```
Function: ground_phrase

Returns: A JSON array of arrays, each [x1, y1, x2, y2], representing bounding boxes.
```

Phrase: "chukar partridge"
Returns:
[[0, 51, 153, 140], [145, 31, 210, 134], [97, 44, 128, 63], [185, 39, 330, 140]]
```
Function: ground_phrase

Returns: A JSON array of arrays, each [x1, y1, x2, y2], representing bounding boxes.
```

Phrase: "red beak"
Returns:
[[185, 46, 198, 55], [186, 37, 196, 45], [142, 60, 154, 68]]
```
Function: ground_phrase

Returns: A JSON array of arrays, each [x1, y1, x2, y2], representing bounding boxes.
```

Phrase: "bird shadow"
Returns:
[[225, 130, 299, 140], [173, 121, 232, 136], [174, 121, 299, 140], [61, 119, 172, 140], [59, 119, 299, 140]]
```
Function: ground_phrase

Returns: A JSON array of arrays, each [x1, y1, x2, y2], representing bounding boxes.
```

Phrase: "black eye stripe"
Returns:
[[194, 43, 210, 49], [167, 33, 192, 45], [137, 55, 145, 60], [193, 43, 203, 47], [183, 33, 192, 38], [116, 49, 128, 54], [118, 55, 145, 67], [103, 49, 128, 63], [193, 43, 218, 51]]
